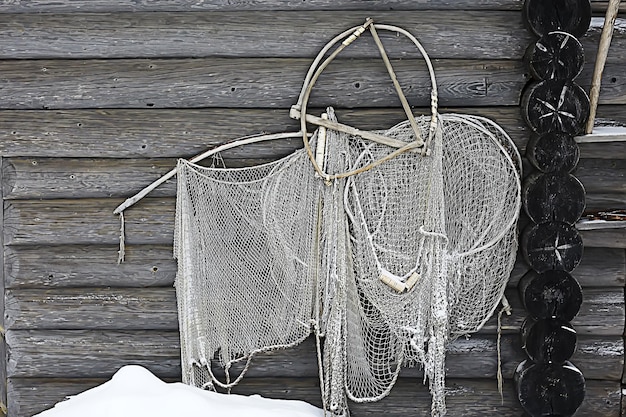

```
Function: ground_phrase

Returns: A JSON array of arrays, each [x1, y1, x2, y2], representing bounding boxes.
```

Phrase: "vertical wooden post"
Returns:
[[0, 157, 7, 417], [586, 0, 622, 134]]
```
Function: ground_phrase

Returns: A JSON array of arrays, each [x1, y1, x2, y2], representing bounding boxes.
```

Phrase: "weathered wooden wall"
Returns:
[[1, 1, 625, 416]]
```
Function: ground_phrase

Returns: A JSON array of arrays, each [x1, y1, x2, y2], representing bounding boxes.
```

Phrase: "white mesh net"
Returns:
[[173, 109, 521, 417], [174, 150, 322, 389]]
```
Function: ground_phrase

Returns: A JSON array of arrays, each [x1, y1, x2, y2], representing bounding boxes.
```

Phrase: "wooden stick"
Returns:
[[113, 131, 306, 214], [369, 23, 423, 146], [291, 108, 417, 150], [586, 0, 621, 134]]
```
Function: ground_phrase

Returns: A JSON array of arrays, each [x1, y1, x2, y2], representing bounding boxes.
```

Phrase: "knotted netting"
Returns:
[[335, 113, 520, 417], [174, 149, 322, 389], [169, 19, 521, 417]]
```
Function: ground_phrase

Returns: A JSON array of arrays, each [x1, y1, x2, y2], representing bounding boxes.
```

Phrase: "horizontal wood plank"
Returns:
[[5, 330, 182, 379], [0, 107, 624, 159], [7, 377, 621, 417], [575, 159, 626, 195], [4, 245, 177, 288], [580, 227, 626, 248], [4, 329, 621, 380], [0, 108, 303, 159], [3, 198, 173, 246], [4, 286, 623, 336], [3, 156, 624, 206], [0, 58, 528, 110], [231, 377, 621, 417], [6, 198, 626, 247], [584, 17, 626, 63], [5, 245, 623, 289], [0, 1, 621, 13], [576, 158, 626, 211], [0, 11, 532, 60], [2, 12, 625, 64], [4, 287, 178, 331], [0, 0, 525, 13], [0, 56, 623, 112]]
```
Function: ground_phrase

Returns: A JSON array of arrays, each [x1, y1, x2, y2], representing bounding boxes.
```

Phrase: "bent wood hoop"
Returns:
[[290, 18, 439, 180]]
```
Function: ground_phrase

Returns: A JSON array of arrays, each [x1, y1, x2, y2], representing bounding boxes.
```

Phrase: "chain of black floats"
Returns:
[[516, 0, 593, 415]]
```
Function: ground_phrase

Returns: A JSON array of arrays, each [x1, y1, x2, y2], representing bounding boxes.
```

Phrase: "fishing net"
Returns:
[[174, 149, 321, 389], [172, 20, 521, 417]]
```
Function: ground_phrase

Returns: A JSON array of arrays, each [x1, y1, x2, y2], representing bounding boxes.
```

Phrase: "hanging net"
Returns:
[[174, 149, 322, 389], [171, 20, 522, 417]]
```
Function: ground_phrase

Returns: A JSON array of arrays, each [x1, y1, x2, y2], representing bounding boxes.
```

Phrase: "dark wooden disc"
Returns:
[[516, 360, 585, 416], [523, 172, 586, 225], [521, 317, 577, 363], [525, 31, 585, 81], [522, 222, 583, 273], [519, 269, 583, 321], [521, 80, 590, 135], [526, 132, 580, 173], [524, 0, 592, 38]]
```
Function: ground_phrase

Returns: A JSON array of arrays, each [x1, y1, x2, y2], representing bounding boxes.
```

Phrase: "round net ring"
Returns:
[[290, 19, 440, 180]]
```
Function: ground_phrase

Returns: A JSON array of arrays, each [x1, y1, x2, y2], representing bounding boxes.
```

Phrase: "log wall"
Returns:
[[1, 1, 625, 416]]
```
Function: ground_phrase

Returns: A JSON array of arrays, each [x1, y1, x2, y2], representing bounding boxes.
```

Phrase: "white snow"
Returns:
[[575, 125, 626, 143], [34, 365, 324, 417]]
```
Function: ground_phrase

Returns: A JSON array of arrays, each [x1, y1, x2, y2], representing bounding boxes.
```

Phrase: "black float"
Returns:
[[525, 31, 585, 81], [521, 80, 590, 135], [526, 132, 580, 173], [516, 360, 586, 416], [523, 0, 592, 38], [518, 270, 583, 322]]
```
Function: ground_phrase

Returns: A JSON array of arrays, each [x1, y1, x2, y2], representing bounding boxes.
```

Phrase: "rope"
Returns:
[[117, 211, 125, 264], [497, 295, 512, 403]]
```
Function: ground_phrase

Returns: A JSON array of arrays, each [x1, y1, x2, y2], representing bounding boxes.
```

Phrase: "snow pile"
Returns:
[[34, 365, 324, 417]]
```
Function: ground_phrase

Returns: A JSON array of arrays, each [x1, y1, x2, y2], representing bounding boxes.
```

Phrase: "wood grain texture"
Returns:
[[0, 0, 525, 13], [0, 158, 6, 415], [579, 227, 626, 248], [5, 330, 182, 378], [3, 198, 174, 246], [4, 286, 623, 336], [4, 329, 622, 380], [0, 108, 303, 158], [8, 378, 105, 417], [575, 158, 626, 195], [0, 1, 618, 14], [0, 58, 528, 110], [5, 245, 623, 289], [583, 16, 626, 64], [4, 288, 178, 331], [1, 41, 624, 110], [0, 107, 623, 159], [6, 198, 626, 248], [3, 156, 624, 205], [6, 377, 621, 417], [0, 11, 531, 60], [4, 245, 176, 288]]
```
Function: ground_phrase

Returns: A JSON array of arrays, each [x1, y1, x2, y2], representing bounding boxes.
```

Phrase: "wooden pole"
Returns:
[[586, 0, 622, 134]]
